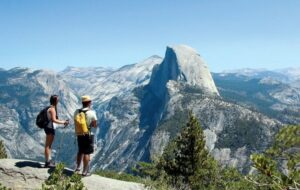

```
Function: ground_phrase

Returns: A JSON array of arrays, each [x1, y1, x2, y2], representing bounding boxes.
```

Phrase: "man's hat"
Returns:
[[81, 95, 92, 103]]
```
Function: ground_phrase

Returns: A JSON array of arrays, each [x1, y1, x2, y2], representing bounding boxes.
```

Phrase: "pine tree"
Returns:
[[0, 140, 9, 189], [0, 140, 7, 159], [160, 112, 218, 189], [135, 112, 255, 190], [249, 125, 300, 190]]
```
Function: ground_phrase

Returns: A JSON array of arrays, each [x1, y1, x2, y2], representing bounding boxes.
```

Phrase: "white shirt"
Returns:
[[46, 107, 62, 129], [46, 107, 54, 129]]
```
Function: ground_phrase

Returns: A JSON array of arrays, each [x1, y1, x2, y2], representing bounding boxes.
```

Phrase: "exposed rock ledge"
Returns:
[[0, 159, 145, 190]]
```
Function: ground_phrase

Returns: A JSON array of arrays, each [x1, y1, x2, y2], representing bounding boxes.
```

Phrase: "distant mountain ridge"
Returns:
[[61, 55, 162, 106], [220, 67, 300, 83], [213, 68, 300, 124], [0, 45, 299, 174]]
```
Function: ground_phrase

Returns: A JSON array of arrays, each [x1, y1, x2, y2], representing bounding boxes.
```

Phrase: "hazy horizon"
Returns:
[[1, 55, 299, 74], [1, 1, 299, 72]]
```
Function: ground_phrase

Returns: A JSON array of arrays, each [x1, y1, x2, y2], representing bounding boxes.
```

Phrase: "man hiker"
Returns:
[[74, 95, 97, 176]]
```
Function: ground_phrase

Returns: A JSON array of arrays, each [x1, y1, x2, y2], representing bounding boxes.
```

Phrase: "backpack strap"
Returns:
[[45, 106, 52, 127]]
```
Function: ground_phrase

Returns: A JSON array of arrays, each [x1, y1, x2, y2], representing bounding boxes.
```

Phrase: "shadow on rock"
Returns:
[[15, 161, 74, 176], [15, 161, 43, 168]]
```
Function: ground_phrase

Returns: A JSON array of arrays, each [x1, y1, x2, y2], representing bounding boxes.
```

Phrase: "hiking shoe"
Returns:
[[44, 160, 55, 168], [82, 172, 91, 177], [74, 168, 81, 174]]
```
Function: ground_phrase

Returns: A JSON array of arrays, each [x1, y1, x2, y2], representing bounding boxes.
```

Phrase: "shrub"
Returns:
[[42, 163, 85, 190], [0, 183, 11, 190]]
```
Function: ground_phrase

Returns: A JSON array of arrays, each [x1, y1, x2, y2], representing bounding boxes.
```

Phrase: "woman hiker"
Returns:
[[44, 95, 70, 167]]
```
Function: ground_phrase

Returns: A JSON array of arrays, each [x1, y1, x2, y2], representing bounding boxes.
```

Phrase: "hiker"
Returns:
[[44, 95, 69, 167], [74, 95, 97, 176]]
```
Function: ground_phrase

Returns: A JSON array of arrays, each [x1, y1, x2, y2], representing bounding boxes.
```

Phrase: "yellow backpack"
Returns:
[[74, 109, 89, 135]]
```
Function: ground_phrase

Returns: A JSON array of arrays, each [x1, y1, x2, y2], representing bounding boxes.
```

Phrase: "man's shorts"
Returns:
[[44, 127, 55, 136], [77, 134, 94, 155]]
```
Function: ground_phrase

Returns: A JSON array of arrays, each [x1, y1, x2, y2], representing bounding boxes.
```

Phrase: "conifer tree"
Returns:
[[160, 112, 218, 189], [249, 125, 300, 190], [135, 112, 254, 190], [0, 140, 7, 159], [0, 140, 9, 190]]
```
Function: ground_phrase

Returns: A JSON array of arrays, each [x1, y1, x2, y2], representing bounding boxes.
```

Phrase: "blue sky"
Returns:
[[0, 0, 299, 72]]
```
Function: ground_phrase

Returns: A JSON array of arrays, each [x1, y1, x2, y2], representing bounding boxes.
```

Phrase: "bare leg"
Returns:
[[83, 154, 90, 174], [45, 134, 54, 162], [76, 153, 83, 170]]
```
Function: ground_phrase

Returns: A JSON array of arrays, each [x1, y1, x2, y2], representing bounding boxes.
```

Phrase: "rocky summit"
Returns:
[[0, 159, 145, 190], [149, 45, 219, 99]]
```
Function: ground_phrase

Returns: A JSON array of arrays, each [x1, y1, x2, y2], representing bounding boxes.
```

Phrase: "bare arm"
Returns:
[[49, 107, 67, 125], [91, 120, 97, 128]]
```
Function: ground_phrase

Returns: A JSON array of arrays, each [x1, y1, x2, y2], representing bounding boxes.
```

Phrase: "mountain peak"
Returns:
[[148, 55, 162, 59], [149, 45, 219, 97], [167, 45, 198, 55]]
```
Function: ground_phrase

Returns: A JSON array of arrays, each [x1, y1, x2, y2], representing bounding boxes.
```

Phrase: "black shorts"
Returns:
[[44, 127, 55, 135], [77, 135, 94, 155]]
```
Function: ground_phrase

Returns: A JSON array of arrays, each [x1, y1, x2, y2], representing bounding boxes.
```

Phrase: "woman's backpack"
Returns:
[[36, 106, 50, 129]]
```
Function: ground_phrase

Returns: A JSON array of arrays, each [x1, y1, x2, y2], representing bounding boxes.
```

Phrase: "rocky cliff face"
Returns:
[[0, 68, 79, 163], [91, 45, 220, 171], [149, 45, 219, 99], [150, 84, 281, 172], [0, 45, 298, 174], [90, 45, 283, 173]]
